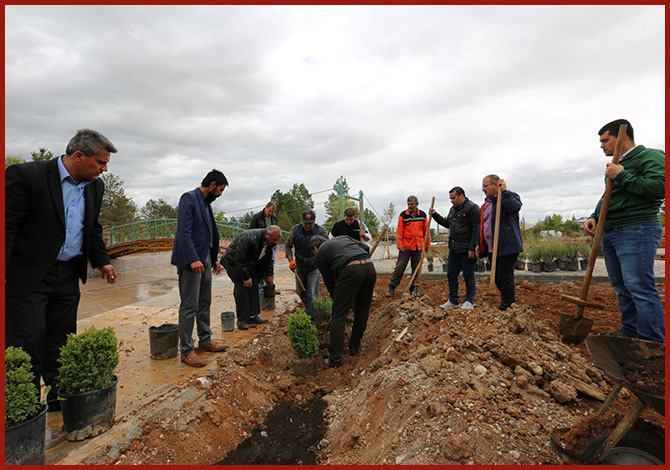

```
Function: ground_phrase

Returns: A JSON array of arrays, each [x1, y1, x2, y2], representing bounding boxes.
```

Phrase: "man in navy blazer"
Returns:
[[171, 169, 229, 367], [5, 129, 118, 409]]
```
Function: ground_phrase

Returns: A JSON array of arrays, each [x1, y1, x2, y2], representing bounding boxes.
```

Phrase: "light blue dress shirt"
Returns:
[[56, 156, 91, 261]]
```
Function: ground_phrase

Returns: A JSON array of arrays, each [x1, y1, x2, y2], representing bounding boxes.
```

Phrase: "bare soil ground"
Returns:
[[105, 275, 665, 465]]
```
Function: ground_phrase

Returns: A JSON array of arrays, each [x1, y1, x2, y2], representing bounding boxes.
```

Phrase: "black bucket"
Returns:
[[149, 323, 179, 359], [4, 404, 47, 465], [59, 375, 118, 442], [221, 311, 235, 332]]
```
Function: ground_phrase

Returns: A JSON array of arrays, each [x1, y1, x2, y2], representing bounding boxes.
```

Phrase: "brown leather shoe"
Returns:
[[197, 341, 228, 353], [181, 351, 206, 367]]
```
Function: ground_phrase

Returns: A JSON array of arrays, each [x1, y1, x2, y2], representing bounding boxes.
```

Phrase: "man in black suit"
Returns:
[[5, 128, 118, 409]]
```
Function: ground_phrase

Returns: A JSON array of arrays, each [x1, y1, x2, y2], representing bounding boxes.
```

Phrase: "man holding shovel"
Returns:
[[429, 186, 480, 310], [386, 195, 431, 297], [478, 175, 523, 310], [585, 119, 665, 343]]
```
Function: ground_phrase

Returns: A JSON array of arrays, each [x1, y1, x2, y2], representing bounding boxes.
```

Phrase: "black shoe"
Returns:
[[410, 287, 419, 297], [324, 358, 342, 368], [598, 330, 630, 338], [348, 345, 360, 356], [237, 321, 249, 330], [275, 290, 281, 295], [385, 288, 395, 297], [249, 316, 269, 324]]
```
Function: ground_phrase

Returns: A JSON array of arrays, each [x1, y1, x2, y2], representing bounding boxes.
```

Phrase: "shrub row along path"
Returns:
[[45, 252, 665, 465]]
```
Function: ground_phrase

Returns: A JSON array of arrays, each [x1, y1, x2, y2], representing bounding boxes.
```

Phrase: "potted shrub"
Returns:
[[287, 308, 319, 376], [57, 325, 119, 442], [425, 252, 434, 272], [526, 243, 543, 273], [515, 250, 526, 270], [564, 241, 580, 271], [312, 295, 333, 347], [5, 347, 48, 465], [438, 251, 449, 272], [576, 239, 591, 270]]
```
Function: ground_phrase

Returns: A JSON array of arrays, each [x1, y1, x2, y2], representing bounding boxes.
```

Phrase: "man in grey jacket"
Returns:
[[221, 226, 281, 330], [429, 186, 480, 310], [310, 235, 376, 368]]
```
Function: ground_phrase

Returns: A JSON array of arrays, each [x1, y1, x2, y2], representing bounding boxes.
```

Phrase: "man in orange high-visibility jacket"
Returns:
[[386, 195, 431, 297]]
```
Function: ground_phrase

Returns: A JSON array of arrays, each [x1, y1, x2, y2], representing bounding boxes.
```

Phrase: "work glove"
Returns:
[[289, 260, 296, 271]]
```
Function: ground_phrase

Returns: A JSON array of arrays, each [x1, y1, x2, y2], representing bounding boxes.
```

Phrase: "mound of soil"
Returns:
[[107, 276, 664, 465]]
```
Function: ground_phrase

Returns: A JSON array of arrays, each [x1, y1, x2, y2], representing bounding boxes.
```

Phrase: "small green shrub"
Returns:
[[5, 347, 40, 428], [425, 252, 434, 263], [57, 326, 119, 395], [287, 308, 319, 359], [312, 295, 333, 322]]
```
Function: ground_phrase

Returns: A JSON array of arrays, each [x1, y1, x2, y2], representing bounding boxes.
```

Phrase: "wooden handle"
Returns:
[[294, 270, 306, 291], [578, 124, 628, 307], [369, 226, 388, 257], [408, 196, 435, 287], [489, 185, 503, 289], [359, 198, 364, 241]]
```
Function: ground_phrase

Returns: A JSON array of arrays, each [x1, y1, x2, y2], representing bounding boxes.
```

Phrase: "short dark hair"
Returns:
[[407, 195, 418, 203], [343, 208, 356, 217], [598, 119, 634, 141], [266, 201, 277, 209], [449, 186, 465, 196], [201, 169, 228, 187], [309, 235, 327, 251], [66, 129, 117, 156]]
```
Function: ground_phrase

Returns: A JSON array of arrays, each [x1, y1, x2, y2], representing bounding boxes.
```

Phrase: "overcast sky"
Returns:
[[4, 5, 666, 229]]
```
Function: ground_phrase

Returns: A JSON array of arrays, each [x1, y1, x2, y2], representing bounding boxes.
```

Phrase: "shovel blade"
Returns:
[[559, 313, 595, 345]]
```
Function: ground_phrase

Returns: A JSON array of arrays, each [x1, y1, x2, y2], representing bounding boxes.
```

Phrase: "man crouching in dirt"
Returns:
[[309, 235, 377, 368], [220, 226, 282, 330]]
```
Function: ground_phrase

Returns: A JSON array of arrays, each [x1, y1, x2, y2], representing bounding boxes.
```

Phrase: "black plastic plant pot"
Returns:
[[149, 323, 179, 359], [58, 375, 118, 442], [4, 403, 47, 465]]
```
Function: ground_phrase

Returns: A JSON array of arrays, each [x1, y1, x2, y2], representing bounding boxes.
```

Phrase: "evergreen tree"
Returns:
[[271, 184, 314, 231], [30, 147, 55, 161], [139, 198, 178, 220], [99, 173, 137, 227], [4, 155, 26, 168]]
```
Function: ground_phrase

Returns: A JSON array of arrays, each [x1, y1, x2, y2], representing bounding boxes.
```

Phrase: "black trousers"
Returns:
[[5, 259, 81, 401], [388, 249, 422, 291], [490, 253, 518, 310], [329, 263, 377, 363], [232, 274, 261, 322]]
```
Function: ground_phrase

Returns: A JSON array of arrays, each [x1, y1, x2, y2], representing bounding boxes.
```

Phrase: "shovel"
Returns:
[[489, 185, 503, 289], [407, 197, 435, 294], [558, 123, 627, 345]]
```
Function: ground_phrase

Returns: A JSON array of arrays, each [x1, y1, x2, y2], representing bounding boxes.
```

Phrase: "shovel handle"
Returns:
[[293, 269, 306, 291], [579, 124, 628, 302], [408, 196, 435, 287], [369, 226, 388, 257], [489, 185, 503, 289]]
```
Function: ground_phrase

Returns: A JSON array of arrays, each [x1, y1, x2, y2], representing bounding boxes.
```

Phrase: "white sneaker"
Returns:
[[460, 301, 474, 310], [440, 300, 459, 309]]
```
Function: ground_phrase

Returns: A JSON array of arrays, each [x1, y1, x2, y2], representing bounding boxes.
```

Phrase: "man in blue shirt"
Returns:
[[5, 129, 118, 410]]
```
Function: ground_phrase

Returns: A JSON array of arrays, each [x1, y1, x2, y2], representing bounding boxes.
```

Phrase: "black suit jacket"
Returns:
[[5, 158, 111, 297]]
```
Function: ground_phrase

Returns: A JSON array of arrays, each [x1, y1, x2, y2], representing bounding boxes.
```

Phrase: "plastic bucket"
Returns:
[[4, 404, 47, 464], [148, 323, 179, 359], [221, 311, 235, 332]]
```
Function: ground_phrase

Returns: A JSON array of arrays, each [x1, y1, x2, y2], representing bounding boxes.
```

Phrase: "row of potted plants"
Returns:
[[5, 326, 119, 465], [520, 238, 592, 272]]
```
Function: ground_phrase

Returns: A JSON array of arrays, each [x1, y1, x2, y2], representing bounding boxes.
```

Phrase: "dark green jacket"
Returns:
[[590, 145, 665, 230]]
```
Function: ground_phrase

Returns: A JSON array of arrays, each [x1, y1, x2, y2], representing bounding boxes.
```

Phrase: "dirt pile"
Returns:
[[105, 277, 664, 465]]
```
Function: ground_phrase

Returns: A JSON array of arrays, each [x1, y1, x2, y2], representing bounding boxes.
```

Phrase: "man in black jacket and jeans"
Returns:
[[249, 201, 280, 294], [310, 235, 376, 368], [429, 186, 480, 310], [221, 226, 281, 330]]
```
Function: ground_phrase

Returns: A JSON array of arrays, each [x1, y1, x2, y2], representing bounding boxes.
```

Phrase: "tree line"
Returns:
[[5, 152, 387, 233]]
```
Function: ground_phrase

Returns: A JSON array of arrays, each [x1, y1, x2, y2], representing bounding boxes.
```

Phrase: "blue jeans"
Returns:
[[295, 265, 320, 321], [601, 222, 664, 342], [447, 251, 477, 303]]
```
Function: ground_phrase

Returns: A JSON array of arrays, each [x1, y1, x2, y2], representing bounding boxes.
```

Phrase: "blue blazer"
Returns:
[[171, 188, 219, 269]]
